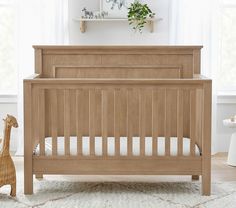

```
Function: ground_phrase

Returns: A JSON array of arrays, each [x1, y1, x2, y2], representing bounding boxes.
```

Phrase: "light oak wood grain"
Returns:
[[24, 46, 211, 196], [33, 46, 202, 78]]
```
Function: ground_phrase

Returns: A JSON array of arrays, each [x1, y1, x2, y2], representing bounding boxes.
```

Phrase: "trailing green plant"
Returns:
[[127, 0, 155, 33]]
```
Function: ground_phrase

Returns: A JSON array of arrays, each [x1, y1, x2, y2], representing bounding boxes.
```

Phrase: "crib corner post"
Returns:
[[201, 81, 212, 196], [24, 81, 34, 195]]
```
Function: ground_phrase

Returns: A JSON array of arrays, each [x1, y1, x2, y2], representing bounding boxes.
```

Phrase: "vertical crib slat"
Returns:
[[76, 90, 82, 156], [64, 90, 70, 156], [51, 90, 58, 156], [89, 90, 95, 156], [127, 90, 132, 156], [114, 90, 120, 156], [88, 89, 102, 156], [32, 88, 39, 151], [196, 89, 203, 149], [114, 89, 128, 157], [177, 90, 184, 156], [127, 90, 139, 156], [125, 90, 129, 156], [190, 90, 197, 156], [140, 90, 145, 156], [39, 89, 45, 156], [165, 89, 171, 156], [152, 90, 158, 156], [76, 89, 90, 156], [103, 90, 115, 157], [102, 90, 108, 156]]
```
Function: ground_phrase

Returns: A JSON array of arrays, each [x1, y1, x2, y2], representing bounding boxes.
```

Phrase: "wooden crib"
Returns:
[[24, 46, 212, 195]]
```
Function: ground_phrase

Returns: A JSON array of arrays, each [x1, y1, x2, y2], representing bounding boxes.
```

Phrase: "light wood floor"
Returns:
[[13, 153, 236, 182], [212, 153, 236, 181]]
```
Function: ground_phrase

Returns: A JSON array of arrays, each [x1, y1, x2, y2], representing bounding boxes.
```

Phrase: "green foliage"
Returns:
[[127, 0, 155, 33]]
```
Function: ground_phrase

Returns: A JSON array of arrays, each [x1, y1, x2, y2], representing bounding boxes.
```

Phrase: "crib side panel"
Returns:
[[32, 82, 204, 157]]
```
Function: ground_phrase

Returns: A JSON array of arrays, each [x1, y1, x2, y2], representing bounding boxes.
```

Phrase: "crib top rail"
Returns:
[[24, 75, 211, 86], [33, 45, 203, 50]]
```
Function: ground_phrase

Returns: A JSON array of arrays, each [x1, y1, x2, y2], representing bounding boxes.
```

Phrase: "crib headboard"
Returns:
[[33, 46, 202, 79]]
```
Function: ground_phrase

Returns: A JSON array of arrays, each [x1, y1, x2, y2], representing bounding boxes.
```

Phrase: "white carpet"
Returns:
[[1, 179, 236, 208]]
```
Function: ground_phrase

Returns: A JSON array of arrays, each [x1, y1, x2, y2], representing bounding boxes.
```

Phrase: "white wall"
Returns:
[[69, 0, 170, 45]]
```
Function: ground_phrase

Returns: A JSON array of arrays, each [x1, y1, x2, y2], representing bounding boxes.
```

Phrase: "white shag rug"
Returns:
[[1, 179, 236, 208]]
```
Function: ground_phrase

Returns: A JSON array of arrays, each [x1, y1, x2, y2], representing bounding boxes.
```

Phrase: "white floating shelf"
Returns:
[[74, 18, 128, 21], [73, 18, 163, 33]]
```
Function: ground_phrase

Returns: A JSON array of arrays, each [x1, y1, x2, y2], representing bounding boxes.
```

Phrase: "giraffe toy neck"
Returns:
[[1, 122, 12, 156]]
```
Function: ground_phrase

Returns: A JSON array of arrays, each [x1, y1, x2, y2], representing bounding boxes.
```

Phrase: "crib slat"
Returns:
[[127, 90, 132, 156], [183, 90, 190, 141], [76, 89, 90, 156], [156, 89, 166, 138], [177, 90, 184, 156], [107, 90, 115, 138], [114, 90, 121, 156], [32, 88, 39, 150], [152, 90, 158, 156], [39, 90, 45, 156], [127, 90, 139, 156], [51, 90, 58, 156], [165, 90, 171, 156], [76, 90, 82, 156], [89, 90, 95, 156], [140, 90, 145, 156], [190, 90, 197, 156], [64, 90, 70, 156], [102, 90, 108, 156], [125, 90, 129, 156], [196, 89, 203, 149]]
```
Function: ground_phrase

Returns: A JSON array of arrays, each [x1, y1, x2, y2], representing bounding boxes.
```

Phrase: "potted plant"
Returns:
[[127, 0, 155, 33]]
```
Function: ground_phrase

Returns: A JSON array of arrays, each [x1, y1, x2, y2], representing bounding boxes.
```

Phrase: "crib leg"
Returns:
[[35, 174, 43, 179], [24, 172, 33, 195], [202, 174, 211, 196], [24, 149, 33, 194], [10, 182, 16, 197], [24, 160, 33, 194], [192, 175, 199, 180]]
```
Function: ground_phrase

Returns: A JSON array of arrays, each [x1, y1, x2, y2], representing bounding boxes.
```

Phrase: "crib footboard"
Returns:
[[24, 77, 211, 195]]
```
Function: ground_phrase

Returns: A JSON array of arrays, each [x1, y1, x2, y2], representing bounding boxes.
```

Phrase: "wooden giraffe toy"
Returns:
[[0, 115, 18, 197]]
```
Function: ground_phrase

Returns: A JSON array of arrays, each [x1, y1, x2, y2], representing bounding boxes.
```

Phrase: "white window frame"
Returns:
[[0, 94, 17, 104], [0, 0, 18, 98], [217, 1, 236, 95]]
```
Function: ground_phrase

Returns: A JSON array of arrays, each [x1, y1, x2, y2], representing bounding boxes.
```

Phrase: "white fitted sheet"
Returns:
[[35, 137, 200, 156]]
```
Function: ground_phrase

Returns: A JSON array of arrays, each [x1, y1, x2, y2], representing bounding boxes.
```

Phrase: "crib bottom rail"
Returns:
[[32, 156, 202, 175]]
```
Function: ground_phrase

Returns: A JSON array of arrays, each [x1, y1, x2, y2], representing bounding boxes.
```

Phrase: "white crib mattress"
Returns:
[[35, 137, 201, 156]]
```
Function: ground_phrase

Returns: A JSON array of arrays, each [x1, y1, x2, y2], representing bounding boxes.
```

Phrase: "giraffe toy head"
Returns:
[[3, 115, 18, 128]]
